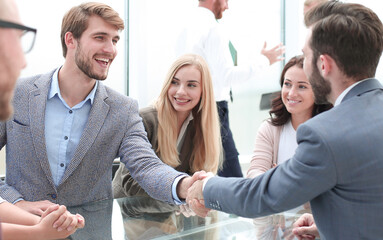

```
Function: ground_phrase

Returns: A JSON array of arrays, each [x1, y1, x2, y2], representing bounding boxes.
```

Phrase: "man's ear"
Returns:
[[65, 32, 76, 50], [318, 54, 334, 77]]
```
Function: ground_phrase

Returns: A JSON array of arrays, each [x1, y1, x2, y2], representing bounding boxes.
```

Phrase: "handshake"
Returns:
[[177, 171, 214, 217]]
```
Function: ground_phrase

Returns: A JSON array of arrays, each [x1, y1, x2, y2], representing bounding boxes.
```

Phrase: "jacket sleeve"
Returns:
[[112, 110, 156, 198], [0, 121, 24, 203], [118, 102, 185, 204], [247, 121, 275, 178], [203, 123, 337, 218]]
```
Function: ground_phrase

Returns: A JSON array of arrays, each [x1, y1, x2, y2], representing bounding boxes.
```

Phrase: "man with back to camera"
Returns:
[[0, 1, 205, 216], [176, 0, 285, 177], [186, 1, 383, 239]]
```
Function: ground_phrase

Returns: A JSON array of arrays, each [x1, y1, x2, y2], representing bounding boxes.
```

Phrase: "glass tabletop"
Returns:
[[66, 196, 311, 240]]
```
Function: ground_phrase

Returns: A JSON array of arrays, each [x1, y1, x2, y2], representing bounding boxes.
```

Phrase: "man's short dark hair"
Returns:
[[305, 1, 383, 79]]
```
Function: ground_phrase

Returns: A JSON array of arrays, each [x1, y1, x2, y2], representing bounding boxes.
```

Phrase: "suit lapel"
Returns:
[[60, 83, 110, 185], [342, 78, 382, 103], [30, 71, 56, 186]]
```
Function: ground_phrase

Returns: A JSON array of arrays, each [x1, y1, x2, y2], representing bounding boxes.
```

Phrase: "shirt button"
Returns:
[[69, 110, 73, 114], [60, 163, 64, 167], [51, 194, 57, 199], [64, 136, 68, 140]]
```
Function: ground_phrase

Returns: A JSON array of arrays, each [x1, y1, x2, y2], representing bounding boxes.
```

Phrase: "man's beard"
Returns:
[[213, 2, 223, 19], [309, 63, 332, 105], [75, 44, 108, 80], [0, 90, 14, 121]]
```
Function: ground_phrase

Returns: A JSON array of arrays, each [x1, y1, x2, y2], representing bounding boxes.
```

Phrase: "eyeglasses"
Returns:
[[0, 19, 37, 53]]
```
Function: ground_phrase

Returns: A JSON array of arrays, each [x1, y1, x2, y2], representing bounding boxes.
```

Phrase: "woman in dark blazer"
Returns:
[[113, 54, 222, 198]]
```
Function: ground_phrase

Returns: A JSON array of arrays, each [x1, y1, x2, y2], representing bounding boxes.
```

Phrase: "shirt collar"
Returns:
[[197, 6, 217, 22], [48, 67, 98, 106], [176, 112, 194, 148], [334, 79, 368, 106]]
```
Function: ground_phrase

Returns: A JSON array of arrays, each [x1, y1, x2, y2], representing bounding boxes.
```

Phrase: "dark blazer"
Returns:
[[0, 69, 185, 206], [113, 106, 195, 198], [203, 79, 383, 239]]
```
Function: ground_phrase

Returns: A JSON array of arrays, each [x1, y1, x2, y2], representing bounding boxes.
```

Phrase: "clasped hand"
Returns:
[[179, 171, 214, 218]]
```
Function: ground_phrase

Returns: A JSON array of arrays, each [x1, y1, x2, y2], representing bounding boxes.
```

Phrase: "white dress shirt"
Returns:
[[176, 7, 268, 101], [334, 79, 369, 106]]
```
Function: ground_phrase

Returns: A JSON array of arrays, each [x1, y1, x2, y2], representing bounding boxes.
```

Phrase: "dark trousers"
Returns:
[[216, 101, 243, 177]]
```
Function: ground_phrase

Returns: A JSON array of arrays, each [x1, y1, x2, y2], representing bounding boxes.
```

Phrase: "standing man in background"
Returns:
[[176, 0, 285, 177]]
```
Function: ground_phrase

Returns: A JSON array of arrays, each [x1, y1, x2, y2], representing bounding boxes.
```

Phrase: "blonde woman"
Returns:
[[113, 54, 222, 198]]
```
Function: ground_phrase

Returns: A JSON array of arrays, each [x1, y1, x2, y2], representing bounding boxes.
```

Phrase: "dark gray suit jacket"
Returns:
[[0, 69, 185, 206], [204, 79, 383, 239]]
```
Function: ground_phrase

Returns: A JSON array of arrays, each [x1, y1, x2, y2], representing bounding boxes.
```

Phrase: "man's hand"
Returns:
[[176, 171, 208, 200], [261, 42, 285, 65], [292, 213, 319, 240], [15, 200, 56, 216], [185, 172, 214, 217]]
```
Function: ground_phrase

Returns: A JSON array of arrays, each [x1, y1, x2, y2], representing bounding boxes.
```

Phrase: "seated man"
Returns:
[[0, 2, 201, 216]]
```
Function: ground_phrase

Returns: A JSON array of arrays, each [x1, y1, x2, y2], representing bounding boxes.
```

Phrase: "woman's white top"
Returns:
[[277, 120, 298, 164]]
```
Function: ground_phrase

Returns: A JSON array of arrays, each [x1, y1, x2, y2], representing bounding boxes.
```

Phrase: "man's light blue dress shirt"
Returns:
[[42, 68, 184, 203], [45, 68, 98, 186]]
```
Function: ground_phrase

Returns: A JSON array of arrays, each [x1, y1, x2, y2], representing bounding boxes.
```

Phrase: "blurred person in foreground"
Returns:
[[0, 0, 84, 238]]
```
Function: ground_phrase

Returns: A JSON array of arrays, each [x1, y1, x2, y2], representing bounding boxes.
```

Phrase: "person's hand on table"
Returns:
[[41, 205, 85, 232], [15, 199, 56, 216], [35, 204, 84, 239]]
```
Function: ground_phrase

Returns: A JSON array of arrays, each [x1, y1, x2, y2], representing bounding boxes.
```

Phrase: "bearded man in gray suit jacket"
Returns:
[[187, 1, 383, 239], [0, 2, 202, 216]]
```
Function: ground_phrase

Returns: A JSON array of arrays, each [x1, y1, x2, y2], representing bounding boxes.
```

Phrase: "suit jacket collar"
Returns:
[[342, 78, 382, 103], [29, 69, 111, 187], [30, 70, 56, 186], [60, 79, 110, 186]]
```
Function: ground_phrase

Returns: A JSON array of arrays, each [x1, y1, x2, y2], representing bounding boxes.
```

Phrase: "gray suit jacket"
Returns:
[[0, 69, 185, 206], [113, 106, 195, 198], [204, 79, 383, 239]]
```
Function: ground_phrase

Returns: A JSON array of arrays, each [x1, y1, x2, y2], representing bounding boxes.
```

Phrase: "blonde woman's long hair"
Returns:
[[155, 54, 222, 174]]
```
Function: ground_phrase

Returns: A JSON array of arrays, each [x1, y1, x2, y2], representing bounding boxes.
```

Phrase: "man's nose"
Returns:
[[103, 41, 116, 54]]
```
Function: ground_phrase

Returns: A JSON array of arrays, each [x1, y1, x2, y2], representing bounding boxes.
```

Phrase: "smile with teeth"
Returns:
[[288, 99, 300, 104], [95, 57, 110, 66], [175, 98, 190, 103]]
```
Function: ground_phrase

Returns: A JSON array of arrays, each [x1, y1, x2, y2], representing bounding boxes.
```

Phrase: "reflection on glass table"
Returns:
[[66, 196, 311, 240]]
